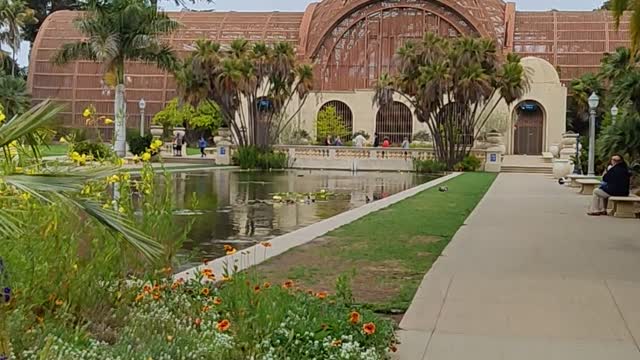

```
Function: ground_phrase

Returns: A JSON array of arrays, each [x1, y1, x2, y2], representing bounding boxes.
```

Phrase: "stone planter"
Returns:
[[172, 127, 186, 138], [486, 132, 504, 145], [150, 125, 163, 138], [552, 159, 572, 179], [548, 144, 560, 158]]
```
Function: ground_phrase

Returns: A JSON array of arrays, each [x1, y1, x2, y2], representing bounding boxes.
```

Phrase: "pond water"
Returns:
[[168, 169, 435, 267]]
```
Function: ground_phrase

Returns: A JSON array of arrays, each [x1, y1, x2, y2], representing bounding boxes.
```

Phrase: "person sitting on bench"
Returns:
[[588, 154, 631, 216]]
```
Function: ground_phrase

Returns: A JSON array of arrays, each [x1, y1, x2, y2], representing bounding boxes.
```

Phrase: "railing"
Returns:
[[273, 145, 486, 163]]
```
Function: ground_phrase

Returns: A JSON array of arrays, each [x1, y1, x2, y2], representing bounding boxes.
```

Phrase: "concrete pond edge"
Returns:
[[174, 172, 462, 281]]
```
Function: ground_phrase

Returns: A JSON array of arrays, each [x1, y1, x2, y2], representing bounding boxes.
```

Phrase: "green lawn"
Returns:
[[258, 172, 497, 312], [38, 144, 69, 157], [186, 147, 201, 156]]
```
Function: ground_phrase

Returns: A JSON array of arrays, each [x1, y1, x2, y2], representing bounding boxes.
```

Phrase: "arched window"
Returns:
[[376, 101, 413, 145], [317, 100, 354, 141]]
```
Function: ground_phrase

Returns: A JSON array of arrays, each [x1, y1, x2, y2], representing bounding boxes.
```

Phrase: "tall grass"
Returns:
[[233, 146, 288, 170]]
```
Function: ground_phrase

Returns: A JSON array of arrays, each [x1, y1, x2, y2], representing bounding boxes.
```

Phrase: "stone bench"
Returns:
[[565, 174, 599, 188], [609, 195, 640, 218], [576, 178, 601, 195]]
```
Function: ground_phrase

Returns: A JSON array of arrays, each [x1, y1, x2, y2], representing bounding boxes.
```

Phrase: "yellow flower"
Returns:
[[83, 108, 92, 117], [104, 118, 113, 125], [108, 174, 120, 184], [118, 206, 125, 214], [59, 137, 67, 144], [132, 155, 140, 163], [20, 193, 30, 201], [141, 152, 151, 162], [0, 111, 5, 123], [153, 139, 163, 148]]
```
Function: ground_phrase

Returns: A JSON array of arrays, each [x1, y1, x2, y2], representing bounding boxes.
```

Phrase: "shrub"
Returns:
[[233, 146, 288, 170], [412, 131, 432, 142], [316, 106, 349, 142], [71, 141, 113, 159], [414, 159, 447, 173], [453, 155, 482, 172], [128, 134, 153, 156]]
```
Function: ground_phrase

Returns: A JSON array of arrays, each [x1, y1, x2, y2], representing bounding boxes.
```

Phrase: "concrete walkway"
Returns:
[[396, 173, 640, 360]]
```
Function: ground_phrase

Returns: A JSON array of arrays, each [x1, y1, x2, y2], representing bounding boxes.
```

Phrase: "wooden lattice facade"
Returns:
[[28, 0, 631, 131]]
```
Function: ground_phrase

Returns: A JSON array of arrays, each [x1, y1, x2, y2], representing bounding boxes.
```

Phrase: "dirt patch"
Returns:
[[256, 235, 441, 306]]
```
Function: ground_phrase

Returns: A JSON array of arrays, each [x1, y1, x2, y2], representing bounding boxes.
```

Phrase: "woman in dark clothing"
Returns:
[[373, 132, 380, 147], [588, 154, 631, 215]]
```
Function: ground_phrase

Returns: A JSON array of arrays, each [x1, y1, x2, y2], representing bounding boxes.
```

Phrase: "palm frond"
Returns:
[[52, 42, 97, 65], [0, 100, 64, 147]]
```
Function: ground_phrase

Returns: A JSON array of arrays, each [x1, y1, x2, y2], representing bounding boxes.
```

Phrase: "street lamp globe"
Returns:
[[611, 104, 619, 117], [588, 92, 600, 110], [138, 98, 146, 111]]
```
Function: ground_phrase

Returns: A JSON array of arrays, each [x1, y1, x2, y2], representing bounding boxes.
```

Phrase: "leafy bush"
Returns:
[[454, 155, 482, 172], [152, 98, 190, 130], [71, 140, 113, 159], [233, 146, 288, 170], [316, 106, 349, 142], [414, 159, 447, 173], [412, 131, 432, 142], [128, 134, 153, 156]]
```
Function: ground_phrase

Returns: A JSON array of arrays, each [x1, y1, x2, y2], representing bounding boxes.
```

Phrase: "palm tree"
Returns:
[[600, 47, 636, 84], [0, 0, 34, 76], [0, 73, 29, 118], [52, 0, 179, 157], [0, 100, 162, 258], [610, 0, 640, 50], [374, 34, 528, 168]]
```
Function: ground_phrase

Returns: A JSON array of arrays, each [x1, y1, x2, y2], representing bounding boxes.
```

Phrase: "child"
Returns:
[[198, 136, 208, 157]]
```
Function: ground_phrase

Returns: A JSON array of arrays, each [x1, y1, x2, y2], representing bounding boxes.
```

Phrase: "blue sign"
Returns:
[[490, 153, 497, 162], [219, 147, 226, 155]]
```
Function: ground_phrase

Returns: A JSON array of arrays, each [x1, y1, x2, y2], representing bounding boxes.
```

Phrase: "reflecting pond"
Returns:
[[169, 169, 435, 267]]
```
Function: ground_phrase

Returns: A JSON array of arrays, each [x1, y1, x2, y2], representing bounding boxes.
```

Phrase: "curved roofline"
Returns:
[[298, 2, 318, 58], [305, 0, 494, 59]]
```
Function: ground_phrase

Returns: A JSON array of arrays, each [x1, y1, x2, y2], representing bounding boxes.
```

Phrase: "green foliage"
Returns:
[[597, 110, 640, 161], [233, 146, 288, 170], [189, 100, 223, 132], [453, 155, 482, 172], [412, 131, 431, 142], [128, 134, 153, 156], [0, 73, 30, 118], [71, 140, 113, 159], [152, 98, 191, 129], [413, 159, 447, 174], [316, 106, 349, 142], [352, 130, 370, 140]]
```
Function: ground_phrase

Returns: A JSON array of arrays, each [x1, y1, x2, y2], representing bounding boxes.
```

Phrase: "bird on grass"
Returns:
[[439, 186, 448, 192]]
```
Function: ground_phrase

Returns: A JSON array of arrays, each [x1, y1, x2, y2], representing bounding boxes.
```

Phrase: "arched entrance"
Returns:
[[513, 101, 545, 155], [376, 101, 413, 145], [317, 100, 354, 141]]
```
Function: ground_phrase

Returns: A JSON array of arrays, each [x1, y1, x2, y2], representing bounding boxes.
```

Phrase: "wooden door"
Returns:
[[514, 104, 543, 155]]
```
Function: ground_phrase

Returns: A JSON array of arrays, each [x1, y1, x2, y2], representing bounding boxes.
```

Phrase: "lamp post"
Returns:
[[587, 92, 599, 176], [138, 98, 146, 136], [611, 104, 619, 125]]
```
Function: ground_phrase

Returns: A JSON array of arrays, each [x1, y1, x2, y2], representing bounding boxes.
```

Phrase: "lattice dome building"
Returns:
[[28, 0, 630, 155]]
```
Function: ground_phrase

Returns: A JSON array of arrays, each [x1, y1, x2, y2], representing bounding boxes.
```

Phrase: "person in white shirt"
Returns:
[[354, 134, 366, 148], [401, 137, 410, 149]]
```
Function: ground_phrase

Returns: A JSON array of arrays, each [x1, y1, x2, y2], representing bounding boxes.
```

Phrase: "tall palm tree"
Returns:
[[53, 0, 179, 157], [610, 0, 640, 50], [0, 0, 34, 76], [0, 100, 162, 258], [600, 47, 636, 84]]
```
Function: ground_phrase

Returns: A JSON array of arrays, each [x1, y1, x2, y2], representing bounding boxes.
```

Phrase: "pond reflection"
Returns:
[[169, 169, 434, 267]]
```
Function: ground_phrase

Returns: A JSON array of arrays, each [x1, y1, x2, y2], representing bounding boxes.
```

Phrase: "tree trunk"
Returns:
[[114, 84, 127, 157]]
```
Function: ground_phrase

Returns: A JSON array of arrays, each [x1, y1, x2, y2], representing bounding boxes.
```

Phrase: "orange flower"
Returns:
[[331, 339, 342, 347], [201, 268, 213, 277], [226, 248, 237, 255], [152, 293, 161, 300], [224, 244, 237, 255], [263, 282, 271, 289], [349, 311, 360, 324], [194, 318, 202, 327], [216, 319, 231, 332], [260, 241, 272, 248], [143, 284, 152, 293], [363, 322, 376, 335], [135, 293, 145, 302], [213, 297, 222, 305], [282, 280, 294, 289], [171, 281, 181, 290], [206, 274, 216, 281], [315, 291, 328, 300], [254, 285, 261, 293], [201, 288, 210, 296], [201, 305, 210, 312], [55, 299, 64, 306]]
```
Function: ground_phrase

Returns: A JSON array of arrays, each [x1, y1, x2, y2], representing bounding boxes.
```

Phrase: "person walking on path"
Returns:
[[198, 136, 208, 158], [588, 154, 631, 216], [174, 133, 183, 157]]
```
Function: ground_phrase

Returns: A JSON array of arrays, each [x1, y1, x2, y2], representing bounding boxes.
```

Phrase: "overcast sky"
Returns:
[[17, 0, 605, 66]]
